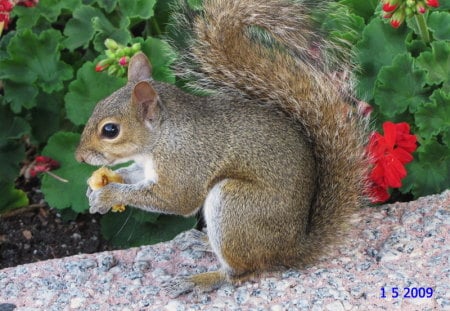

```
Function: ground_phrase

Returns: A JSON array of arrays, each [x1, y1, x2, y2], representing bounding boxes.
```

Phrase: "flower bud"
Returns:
[[108, 65, 118, 75], [131, 43, 141, 53], [105, 49, 115, 59], [117, 67, 126, 77], [99, 58, 113, 67], [116, 49, 126, 58], [417, 3, 426, 13], [382, 1, 398, 12], [104, 38, 119, 51], [118, 56, 129, 67], [405, 7, 413, 16], [95, 64, 105, 72], [390, 10, 405, 28]]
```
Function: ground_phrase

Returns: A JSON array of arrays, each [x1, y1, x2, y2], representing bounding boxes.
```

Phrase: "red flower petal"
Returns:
[[381, 154, 407, 188], [95, 64, 105, 72], [426, 0, 439, 8], [368, 133, 388, 161], [382, 121, 397, 149], [382, 2, 398, 12], [367, 183, 390, 204], [0, 0, 14, 11], [390, 19, 402, 28], [370, 164, 388, 188], [118, 56, 128, 67], [392, 147, 414, 164]]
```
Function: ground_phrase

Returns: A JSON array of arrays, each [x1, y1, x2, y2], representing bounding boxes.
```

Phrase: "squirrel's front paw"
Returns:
[[88, 184, 118, 214]]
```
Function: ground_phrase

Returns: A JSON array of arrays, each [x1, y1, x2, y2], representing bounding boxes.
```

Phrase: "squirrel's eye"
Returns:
[[101, 123, 120, 139]]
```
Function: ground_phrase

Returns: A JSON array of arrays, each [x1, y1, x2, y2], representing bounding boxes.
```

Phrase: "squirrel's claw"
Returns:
[[162, 277, 196, 298], [163, 270, 227, 298], [88, 186, 113, 214], [86, 186, 93, 198]]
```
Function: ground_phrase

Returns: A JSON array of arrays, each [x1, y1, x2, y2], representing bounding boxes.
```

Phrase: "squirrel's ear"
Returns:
[[132, 81, 159, 121], [128, 52, 152, 82]]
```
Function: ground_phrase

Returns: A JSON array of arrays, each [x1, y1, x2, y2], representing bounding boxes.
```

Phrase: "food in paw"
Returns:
[[88, 167, 126, 212]]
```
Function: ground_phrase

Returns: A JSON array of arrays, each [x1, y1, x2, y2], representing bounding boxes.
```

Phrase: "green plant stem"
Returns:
[[415, 14, 430, 44]]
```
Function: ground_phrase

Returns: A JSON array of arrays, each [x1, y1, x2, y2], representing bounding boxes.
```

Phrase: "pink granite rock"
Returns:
[[1, 191, 449, 310]]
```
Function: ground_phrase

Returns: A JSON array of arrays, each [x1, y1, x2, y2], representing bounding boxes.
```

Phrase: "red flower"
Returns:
[[382, 2, 398, 12], [118, 56, 129, 67], [367, 183, 390, 204], [26, 155, 60, 178], [0, 0, 13, 11], [95, 64, 105, 72], [417, 5, 426, 14], [390, 18, 402, 29], [0, 12, 10, 26], [366, 121, 417, 203], [426, 0, 439, 8], [17, 0, 38, 7], [0, 0, 13, 29]]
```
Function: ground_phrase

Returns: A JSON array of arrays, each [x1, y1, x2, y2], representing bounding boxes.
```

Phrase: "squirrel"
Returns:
[[76, 0, 368, 297]]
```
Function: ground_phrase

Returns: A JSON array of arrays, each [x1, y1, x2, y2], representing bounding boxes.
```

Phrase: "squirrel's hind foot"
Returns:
[[162, 270, 227, 298]]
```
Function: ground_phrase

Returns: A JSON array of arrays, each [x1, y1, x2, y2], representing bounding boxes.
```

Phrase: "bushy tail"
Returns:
[[170, 0, 369, 261]]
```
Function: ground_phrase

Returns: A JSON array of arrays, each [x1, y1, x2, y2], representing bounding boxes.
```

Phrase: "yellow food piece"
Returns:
[[88, 167, 126, 212]]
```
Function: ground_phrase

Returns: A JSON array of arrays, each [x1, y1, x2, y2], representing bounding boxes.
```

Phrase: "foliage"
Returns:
[[323, 0, 450, 200], [0, 0, 449, 247], [0, 0, 193, 246]]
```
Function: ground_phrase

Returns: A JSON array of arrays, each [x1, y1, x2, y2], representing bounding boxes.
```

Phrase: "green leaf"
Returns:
[[415, 90, 450, 140], [428, 11, 450, 41], [438, 0, 450, 10], [0, 29, 73, 95], [96, 0, 118, 13], [63, 5, 106, 51], [142, 37, 176, 84], [320, 3, 365, 47], [339, 0, 378, 21], [29, 92, 65, 144], [0, 181, 29, 214], [0, 31, 14, 60], [118, 0, 157, 19], [187, 0, 203, 10], [355, 18, 409, 100], [401, 139, 450, 197], [416, 41, 450, 87], [65, 62, 126, 126], [2, 81, 38, 113], [0, 106, 30, 181], [41, 132, 96, 212], [91, 15, 132, 52], [101, 208, 196, 247], [0, 143, 25, 183], [12, 0, 81, 31], [373, 53, 428, 117], [133, 210, 159, 223], [0, 107, 31, 144]]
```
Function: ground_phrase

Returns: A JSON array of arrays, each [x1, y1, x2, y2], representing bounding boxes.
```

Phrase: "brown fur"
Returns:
[[76, 0, 369, 297]]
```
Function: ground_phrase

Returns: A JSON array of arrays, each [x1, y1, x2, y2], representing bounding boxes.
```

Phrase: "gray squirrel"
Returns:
[[76, 0, 368, 296]]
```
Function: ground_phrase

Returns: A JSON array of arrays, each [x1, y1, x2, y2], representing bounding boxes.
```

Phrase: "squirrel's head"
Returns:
[[75, 52, 162, 166]]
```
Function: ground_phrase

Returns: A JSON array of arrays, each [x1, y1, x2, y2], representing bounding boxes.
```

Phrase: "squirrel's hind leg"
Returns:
[[163, 270, 228, 298], [165, 178, 295, 297]]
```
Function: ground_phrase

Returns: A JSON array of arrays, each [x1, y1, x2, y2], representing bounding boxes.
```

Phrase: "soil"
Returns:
[[0, 177, 115, 270]]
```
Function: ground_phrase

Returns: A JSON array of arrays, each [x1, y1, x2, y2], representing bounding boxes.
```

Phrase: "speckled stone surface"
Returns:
[[1, 190, 449, 310]]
